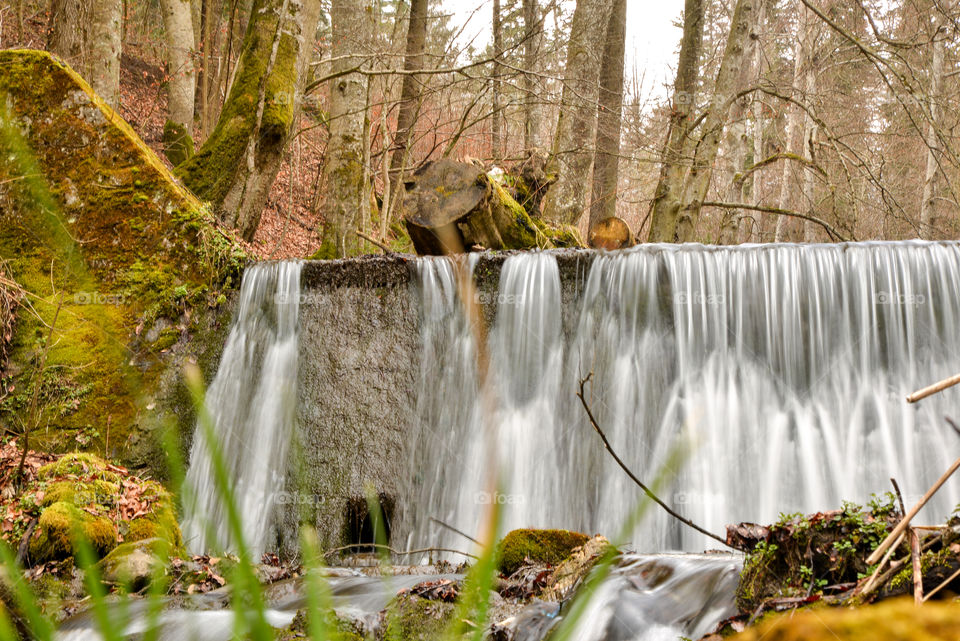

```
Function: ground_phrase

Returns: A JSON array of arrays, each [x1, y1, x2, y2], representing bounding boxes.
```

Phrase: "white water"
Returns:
[[408, 242, 960, 552], [182, 261, 302, 558]]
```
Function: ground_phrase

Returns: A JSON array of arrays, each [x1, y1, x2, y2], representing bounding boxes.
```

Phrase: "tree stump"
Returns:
[[588, 216, 634, 250]]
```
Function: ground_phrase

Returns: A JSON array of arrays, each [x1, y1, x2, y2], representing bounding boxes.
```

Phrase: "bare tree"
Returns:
[[588, 0, 626, 235], [491, 0, 505, 163], [920, 26, 945, 238], [522, 0, 544, 151], [540, 0, 614, 226], [647, 0, 704, 242], [319, 0, 374, 258], [388, 0, 428, 200], [176, 0, 321, 241]]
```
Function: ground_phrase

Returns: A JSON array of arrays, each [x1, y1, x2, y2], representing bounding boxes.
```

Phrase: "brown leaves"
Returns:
[[399, 579, 460, 603]]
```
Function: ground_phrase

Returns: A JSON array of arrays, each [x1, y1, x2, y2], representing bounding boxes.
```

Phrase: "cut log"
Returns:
[[589, 216, 634, 250], [402, 159, 581, 256]]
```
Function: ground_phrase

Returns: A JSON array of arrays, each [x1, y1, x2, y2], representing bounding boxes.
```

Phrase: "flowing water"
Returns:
[[408, 242, 960, 553], [181, 261, 302, 558]]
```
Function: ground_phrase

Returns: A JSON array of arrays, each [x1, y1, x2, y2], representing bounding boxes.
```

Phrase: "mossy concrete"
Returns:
[[0, 50, 243, 475]]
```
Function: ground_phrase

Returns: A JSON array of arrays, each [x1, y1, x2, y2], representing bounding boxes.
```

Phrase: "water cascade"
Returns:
[[408, 242, 960, 552], [182, 261, 302, 558]]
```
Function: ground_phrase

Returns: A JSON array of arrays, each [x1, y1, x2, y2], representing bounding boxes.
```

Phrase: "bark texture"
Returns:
[[647, 0, 704, 242], [540, 0, 614, 226], [47, 0, 86, 66], [522, 0, 544, 151], [160, 0, 198, 165], [176, 0, 321, 241], [674, 0, 757, 242], [318, 0, 373, 258], [86, 0, 122, 109], [588, 0, 626, 237], [387, 0, 428, 202], [491, 0, 504, 162], [920, 32, 945, 238]]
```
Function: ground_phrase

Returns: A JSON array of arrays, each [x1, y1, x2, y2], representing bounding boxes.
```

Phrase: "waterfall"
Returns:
[[408, 242, 960, 552], [182, 261, 302, 558]]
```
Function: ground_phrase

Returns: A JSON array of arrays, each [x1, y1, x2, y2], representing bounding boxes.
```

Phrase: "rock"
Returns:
[[497, 529, 592, 576], [588, 216, 635, 250], [96, 538, 169, 592]]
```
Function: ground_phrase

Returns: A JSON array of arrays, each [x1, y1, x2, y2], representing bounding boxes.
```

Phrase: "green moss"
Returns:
[[162, 120, 194, 166], [39, 453, 119, 481], [729, 597, 960, 640], [380, 594, 455, 641], [28, 501, 116, 563], [0, 50, 244, 465], [497, 528, 591, 576]]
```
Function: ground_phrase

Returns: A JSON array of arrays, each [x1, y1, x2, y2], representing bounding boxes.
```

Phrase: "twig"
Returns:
[[356, 230, 392, 253], [891, 478, 906, 516], [576, 373, 733, 549], [923, 565, 960, 602], [911, 528, 923, 604], [322, 543, 478, 560], [430, 516, 480, 546], [867, 455, 960, 565], [945, 416, 960, 439], [907, 372, 960, 403], [860, 531, 905, 595]]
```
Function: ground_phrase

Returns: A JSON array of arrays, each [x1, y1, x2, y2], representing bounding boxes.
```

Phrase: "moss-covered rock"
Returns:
[[162, 120, 194, 166], [277, 608, 366, 641], [378, 593, 456, 641], [728, 597, 960, 640], [497, 528, 591, 576], [96, 538, 170, 592], [28, 501, 116, 563], [0, 50, 244, 471]]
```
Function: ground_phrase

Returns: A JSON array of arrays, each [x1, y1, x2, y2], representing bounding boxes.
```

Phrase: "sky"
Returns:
[[440, 0, 686, 104]]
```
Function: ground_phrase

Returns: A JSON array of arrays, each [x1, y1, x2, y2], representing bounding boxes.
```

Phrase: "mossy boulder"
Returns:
[[96, 538, 170, 592], [12, 453, 182, 564], [28, 501, 116, 563], [377, 593, 455, 641], [497, 528, 591, 576], [728, 597, 960, 640], [0, 50, 244, 471]]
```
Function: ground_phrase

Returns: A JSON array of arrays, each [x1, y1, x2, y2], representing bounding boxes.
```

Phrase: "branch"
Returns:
[[702, 201, 850, 242], [576, 374, 735, 550]]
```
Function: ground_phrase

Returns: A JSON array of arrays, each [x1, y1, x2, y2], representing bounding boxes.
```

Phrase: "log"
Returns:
[[402, 159, 581, 255], [589, 216, 635, 250], [911, 528, 923, 604]]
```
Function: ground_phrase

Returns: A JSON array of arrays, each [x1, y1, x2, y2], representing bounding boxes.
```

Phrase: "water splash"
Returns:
[[408, 242, 960, 552], [182, 261, 302, 557]]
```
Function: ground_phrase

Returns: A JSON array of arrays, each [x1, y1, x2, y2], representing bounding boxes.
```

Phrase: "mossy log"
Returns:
[[402, 159, 582, 255]]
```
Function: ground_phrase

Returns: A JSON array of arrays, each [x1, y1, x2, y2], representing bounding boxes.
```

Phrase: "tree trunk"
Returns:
[[160, 0, 198, 165], [522, 0, 543, 152], [588, 0, 626, 238], [674, 0, 756, 243], [87, 0, 123, 109], [387, 0, 427, 201], [718, 0, 766, 245], [47, 0, 86, 66], [491, 0, 504, 163], [176, 0, 321, 241], [646, 0, 704, 242], [318, 0, 373, 258], [920, 32, 944, 239], [540, 0, 614, 226]]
